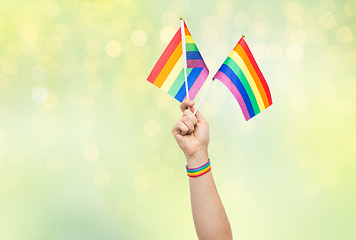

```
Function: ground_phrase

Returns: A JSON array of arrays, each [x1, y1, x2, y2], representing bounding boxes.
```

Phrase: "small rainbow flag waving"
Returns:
[[213, 37, 272, 121], [147, 21, 209, 102]]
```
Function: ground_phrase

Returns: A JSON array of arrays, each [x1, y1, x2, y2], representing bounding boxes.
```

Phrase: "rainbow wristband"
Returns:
[[186, 159, 211, 178]]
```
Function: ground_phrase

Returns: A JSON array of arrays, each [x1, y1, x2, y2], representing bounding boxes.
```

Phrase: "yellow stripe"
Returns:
[[185, 35, 195, 43], [188, 166, 211, 176], [153, 42, 182, 88], [235, 44, 270, 108], [229, 50, 266, 111], [161, 56, 183, 92]]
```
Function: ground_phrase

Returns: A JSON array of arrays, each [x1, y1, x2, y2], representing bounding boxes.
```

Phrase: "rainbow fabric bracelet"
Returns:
[[186, 159, 211, 178]]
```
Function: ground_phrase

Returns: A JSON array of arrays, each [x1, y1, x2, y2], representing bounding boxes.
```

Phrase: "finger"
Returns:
[[172, 121, 189, 136], [195, 110, 207, 124], [181, 116, 195, 134], [183, 109, 197, 126], [180, 99, 195, 113]]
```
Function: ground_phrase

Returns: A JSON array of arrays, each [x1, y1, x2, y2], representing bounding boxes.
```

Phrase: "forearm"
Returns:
[[187, 151, 232, 240]]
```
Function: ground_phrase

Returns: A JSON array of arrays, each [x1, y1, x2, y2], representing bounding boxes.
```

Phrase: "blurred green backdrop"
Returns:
[[0, 0, 355, 239]]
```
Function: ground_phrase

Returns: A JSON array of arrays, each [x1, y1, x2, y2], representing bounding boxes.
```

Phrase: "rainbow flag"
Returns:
[[147, 21, 209, 102], [213, 37, 272, 121]]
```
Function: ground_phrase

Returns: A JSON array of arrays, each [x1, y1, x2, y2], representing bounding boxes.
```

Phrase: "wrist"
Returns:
[[185, 149, 209, 169]]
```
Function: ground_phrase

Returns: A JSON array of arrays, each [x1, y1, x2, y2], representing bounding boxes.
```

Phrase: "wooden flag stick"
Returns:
[[180, 17, 189, 101], [194, 78, 214, 115]]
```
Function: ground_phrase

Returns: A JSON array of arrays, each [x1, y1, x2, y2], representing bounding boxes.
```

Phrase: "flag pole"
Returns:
[[180, 17, 189, 101], [194, 78, 214, 115]]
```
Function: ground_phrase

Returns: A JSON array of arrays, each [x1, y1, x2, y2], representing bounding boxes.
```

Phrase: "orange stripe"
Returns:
[[153, 41, 182, 88], [234, 44, 269, 108], [185, 27, 191, 36]]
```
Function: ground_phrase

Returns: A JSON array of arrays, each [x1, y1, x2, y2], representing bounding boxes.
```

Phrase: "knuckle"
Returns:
[[182, 116, 189, 122], [180, 121, 188, 129]]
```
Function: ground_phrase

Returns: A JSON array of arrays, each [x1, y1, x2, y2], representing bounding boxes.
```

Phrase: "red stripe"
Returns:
[[184, 21, 191, 36], [147, 28, 181, 83], [238, 38, 272, 105]]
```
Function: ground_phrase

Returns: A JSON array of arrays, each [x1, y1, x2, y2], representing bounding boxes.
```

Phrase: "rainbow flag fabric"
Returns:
[[213, 37, 272, 121], [147, 21, 209, 102]]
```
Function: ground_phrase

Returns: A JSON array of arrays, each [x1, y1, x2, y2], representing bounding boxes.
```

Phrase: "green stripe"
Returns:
[[168, 68, 193, 97], [186, 43, 199, 52], [224, 57, 260, 114]]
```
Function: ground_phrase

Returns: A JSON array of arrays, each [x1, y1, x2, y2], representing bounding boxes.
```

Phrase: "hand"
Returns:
[[172, 99, 210, 166]]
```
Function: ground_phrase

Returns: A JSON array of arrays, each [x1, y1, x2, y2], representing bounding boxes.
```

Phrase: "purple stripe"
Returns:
[[187, 59, 207, 68], [184, 67, 209, 101], [214, 71, 250, 121]]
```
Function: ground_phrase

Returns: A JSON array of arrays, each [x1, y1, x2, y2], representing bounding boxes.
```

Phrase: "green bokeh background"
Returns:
[[1, 0, 355, 239]]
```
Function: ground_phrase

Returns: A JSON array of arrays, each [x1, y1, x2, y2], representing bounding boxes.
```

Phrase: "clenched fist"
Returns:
[[172, 99, 210, 168]]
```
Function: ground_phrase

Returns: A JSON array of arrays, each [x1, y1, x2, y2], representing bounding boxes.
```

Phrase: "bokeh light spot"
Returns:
[[324, 45, 342, 63], [252, 43, 269, 60], [283, 2, 305, 19], [131, 29, 147, 47], [41, 0, 59, 17], [62, 63, 79, 79], [144, 120, 160, 137], [336, 26, 353, 44], [31, 87, 49, 104], [44, 34, 63, 52], [286, 44, 304, 62], [19, 24, 38, 42], [319, 0, 336, 13], [160, 11, 177, 27], [343, 51, 356, 68], [83, 144, 100, 161], [290, 30, 308, 45], [44, 93, 59, 110], [344, 0, 356, 17], [160, 27, 175, 44], [1, 58, 18, 75], [268, 42, 284, 59], [105, 40, 122, 57], [318, 12, 336, 29]]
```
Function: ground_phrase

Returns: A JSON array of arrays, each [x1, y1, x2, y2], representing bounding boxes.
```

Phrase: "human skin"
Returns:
[[172, 99, 233, 240]]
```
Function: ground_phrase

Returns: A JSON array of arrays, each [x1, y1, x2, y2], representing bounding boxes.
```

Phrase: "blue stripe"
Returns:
[[175, 68, 203, 102], [218, 64, 256, 118], [187, 51, 203, 60]]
